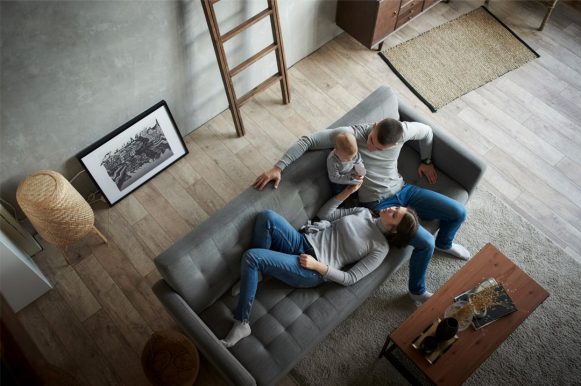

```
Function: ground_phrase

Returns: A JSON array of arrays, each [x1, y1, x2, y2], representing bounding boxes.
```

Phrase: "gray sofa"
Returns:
[[153, 86, 486, 386]]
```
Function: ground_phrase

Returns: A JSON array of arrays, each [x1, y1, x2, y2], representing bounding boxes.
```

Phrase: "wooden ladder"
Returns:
[[201, 0, 291, 137]]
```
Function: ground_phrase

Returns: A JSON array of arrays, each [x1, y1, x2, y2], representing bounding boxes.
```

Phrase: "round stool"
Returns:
[[141, 330, 200, 386], [16, 170, 107, 260]]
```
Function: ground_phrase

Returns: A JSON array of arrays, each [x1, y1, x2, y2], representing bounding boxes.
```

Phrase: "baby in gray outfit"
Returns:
[[327, 132, 366, 195]]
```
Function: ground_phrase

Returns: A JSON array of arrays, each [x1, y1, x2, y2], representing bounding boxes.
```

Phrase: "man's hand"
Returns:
[[253, 166, 282, 190], [299, 254, 328, 275], [418, 163, 438, 185]]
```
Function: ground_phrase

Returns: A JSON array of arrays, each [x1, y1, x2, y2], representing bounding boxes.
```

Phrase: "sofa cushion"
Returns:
[[199, 245, 410, 386]]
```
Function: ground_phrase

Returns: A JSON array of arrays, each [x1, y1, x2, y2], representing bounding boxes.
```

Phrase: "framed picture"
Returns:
[[77, 100, 188, 206]]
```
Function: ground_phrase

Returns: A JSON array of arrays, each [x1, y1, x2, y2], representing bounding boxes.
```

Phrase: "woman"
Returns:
[[221, 183, 419, 347]]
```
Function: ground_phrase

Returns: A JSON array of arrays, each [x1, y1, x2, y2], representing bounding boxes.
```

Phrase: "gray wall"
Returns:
[[0, 0, 341, 204]]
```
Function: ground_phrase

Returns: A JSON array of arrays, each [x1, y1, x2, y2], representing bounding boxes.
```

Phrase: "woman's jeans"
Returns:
[[363, 184, 466, 295], [234, 210, 325, 322]]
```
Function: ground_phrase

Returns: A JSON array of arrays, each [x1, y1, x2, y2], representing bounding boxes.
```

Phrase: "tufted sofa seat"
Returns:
[[152, 86, 486, 386]]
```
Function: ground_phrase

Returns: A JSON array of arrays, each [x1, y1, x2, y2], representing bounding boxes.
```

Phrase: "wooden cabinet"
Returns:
[[336, 0, 443, 49]]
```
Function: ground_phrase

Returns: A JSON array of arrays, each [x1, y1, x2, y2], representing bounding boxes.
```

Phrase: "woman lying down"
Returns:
[[222, 182, 419, 347]]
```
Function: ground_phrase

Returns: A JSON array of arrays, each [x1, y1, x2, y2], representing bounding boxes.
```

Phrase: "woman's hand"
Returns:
[[335, 181, 363, 202], [299, 254, 328, 275], [299, 254, 318, 270], [344, 181, 363, 194]]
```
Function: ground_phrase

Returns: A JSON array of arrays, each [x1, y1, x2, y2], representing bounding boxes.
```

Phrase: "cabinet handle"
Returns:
[[393, 10, 397, 15]]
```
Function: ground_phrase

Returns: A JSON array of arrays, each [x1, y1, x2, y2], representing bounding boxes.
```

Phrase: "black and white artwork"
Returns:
[[78, 101, 188, 206]]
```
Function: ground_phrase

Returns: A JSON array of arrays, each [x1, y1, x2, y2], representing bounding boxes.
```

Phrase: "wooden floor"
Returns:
[[16, 0, 580, 384]]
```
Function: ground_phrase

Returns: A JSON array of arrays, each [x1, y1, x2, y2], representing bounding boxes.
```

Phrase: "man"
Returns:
[[253, 118, 469, 304]]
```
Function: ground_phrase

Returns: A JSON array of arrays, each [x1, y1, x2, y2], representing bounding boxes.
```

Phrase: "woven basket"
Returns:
[[16, 170, 95, 246]]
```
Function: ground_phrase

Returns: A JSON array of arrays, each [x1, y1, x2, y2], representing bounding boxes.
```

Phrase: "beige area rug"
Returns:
[[291, 186, 581, 385], [379, 7, 539, 112]]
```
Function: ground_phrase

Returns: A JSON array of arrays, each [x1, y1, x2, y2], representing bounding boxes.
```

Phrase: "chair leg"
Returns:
[[539, 1, 558, 31]]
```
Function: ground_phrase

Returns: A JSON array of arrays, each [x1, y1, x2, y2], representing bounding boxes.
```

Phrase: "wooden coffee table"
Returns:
[[379, 243, 549, 385]]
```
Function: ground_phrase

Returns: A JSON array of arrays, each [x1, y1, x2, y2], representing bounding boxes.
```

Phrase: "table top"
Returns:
[[389, 243, 549, 386]]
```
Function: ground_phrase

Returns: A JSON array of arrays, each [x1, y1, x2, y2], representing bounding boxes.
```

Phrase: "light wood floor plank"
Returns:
[[185, 178, 227, 217], [133, 184, 191, 242], [91, 239, 176, 331], [94, 206, 156, 276], [54, 265, 101, 322], [168, 156, 202, 189], [114, 195, 148, 226], [35, 290, 121, 386], [84, 309, 150, 385], [461, 91, 565, 166], [17, 303, 79, 378], [75, 255, 152, 356], [183, 135, 245, 202], [556, 157, 581, 190], [133, 215, 173, 257], [456, 103, 581, 209], [484, 146, 581, 228], [512, 191, 581, 254], [151, 171, 209, 228]]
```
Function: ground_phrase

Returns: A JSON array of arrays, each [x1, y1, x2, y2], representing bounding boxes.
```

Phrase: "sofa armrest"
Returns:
[[153, 280, 256, 386], [398, 98, 487, 197]]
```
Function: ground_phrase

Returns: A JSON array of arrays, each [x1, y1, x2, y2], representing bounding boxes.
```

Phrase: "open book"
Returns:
[[454, 279, 518, 330]]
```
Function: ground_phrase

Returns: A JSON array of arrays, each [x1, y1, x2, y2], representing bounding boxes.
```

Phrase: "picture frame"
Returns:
[[77, 100, 188, 206]]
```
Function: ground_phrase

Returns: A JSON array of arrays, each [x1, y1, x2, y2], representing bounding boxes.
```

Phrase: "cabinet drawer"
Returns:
[[396, 0, 423, 29], [372, 0, 401, 44]]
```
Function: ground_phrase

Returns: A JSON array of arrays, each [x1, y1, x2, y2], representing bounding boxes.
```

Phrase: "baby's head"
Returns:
[[334, 132, 358, 162]]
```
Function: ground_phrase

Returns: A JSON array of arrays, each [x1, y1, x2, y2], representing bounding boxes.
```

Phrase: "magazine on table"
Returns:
[[454, 278, 518, 330]]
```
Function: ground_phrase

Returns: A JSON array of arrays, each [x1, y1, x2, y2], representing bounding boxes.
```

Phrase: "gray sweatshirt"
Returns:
[[304, 198, 389, 286], [275, 122, 433, 203], [327, 150, 365, 185]]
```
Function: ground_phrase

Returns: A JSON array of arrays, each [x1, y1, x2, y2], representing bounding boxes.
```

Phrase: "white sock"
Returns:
[[436, 243, 471, 261], [409, 290, 433, 306], [221, 321, 251, 348], [231, 273, 263, 296]]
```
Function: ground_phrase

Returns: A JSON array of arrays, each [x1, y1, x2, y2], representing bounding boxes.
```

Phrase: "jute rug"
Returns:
[[379, 7, 539, 112], [291, 186, 581, 385]]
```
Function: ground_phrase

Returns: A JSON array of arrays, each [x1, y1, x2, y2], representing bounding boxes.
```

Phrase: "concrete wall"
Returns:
[[0, 0, 341, 204]]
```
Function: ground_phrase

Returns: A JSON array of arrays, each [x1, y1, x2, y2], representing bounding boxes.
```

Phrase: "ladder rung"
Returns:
[[238, 74, 282, 106], [221, 9, 273, 42], [230, 43, 277, 77]]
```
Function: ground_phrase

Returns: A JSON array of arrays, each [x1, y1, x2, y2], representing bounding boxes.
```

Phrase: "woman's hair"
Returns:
[[385, 207, 420, 248]]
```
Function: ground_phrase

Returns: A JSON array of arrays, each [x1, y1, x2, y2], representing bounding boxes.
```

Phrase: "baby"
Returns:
[[327, 132, 366, 195]]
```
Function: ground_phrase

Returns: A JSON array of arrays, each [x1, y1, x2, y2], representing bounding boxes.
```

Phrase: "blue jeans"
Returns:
[[363, 184, 466, 295], [234, 210, 325, 322]]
